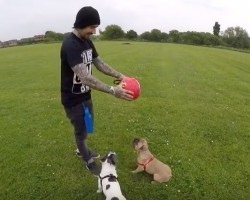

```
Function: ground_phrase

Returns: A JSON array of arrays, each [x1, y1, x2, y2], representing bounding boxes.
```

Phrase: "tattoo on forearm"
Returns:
[[72, 63, 112, 94], [93, 57, 123, 79]]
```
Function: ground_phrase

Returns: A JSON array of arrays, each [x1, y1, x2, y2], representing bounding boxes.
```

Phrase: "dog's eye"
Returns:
[[133, 138, 140, 144]]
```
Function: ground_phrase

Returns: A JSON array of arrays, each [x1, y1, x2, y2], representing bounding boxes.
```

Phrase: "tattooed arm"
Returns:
[[71, 63, 133, 100], [92, 57, 125, 80], [72, 63, 113, 94]]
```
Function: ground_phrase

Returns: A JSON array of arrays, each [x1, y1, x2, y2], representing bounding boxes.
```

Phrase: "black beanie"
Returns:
[[73, 6, 100, 29]]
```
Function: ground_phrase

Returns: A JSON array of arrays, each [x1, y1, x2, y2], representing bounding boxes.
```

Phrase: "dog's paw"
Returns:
[[96, 189, 102, 193], [131, 170, 137, 173]]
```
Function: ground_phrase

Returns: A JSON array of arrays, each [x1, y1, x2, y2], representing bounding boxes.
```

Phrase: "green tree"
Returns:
[[140, 30, 167, 42], [213, 22, 220, 36], [203, 32, 224, 46], [161, 32, 169, 42], [179, 31, 224, 46], [101, 25, 125, 40], [140, 31, 151, 41], [150, 29, 162, 42], [126, 30, 138, 40], [45, 31, 64, 41], [169, 30, 180, 43], [222, 26, 249, 49], [181, 31, 204, 45]]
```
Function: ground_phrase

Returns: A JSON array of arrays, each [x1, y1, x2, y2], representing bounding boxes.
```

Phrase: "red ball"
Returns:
[[121, 77, 141, 100]]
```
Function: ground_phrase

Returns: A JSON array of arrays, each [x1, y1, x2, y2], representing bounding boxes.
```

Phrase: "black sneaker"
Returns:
[[86, 161, 101, 176], [75, 149, 100, 159]]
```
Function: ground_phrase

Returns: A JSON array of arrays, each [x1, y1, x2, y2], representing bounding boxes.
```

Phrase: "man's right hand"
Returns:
[[113, 85, 134, 101]]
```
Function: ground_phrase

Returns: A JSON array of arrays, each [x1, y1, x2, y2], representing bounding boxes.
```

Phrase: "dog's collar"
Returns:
[[99, 174, 117, 180], [137, 157, 154, 171], [99, 174, 118, 187]]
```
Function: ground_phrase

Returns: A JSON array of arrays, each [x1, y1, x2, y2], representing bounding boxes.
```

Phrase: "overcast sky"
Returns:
[[0, 0, 249, 41]]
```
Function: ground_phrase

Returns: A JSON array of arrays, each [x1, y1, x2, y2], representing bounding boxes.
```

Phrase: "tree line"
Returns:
[[43, 22, 250, 50], [98, 22, 249, 49]]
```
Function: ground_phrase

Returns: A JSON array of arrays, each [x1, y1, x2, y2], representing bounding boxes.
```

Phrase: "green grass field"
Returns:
[[0, 41, 249, 200]]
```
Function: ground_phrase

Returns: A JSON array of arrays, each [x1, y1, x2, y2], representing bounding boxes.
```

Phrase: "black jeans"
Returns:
[[64, 99, 94, 163]]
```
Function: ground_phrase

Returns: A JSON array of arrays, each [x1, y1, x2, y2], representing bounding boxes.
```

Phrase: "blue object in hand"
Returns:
[[84, 107, 93, 134]]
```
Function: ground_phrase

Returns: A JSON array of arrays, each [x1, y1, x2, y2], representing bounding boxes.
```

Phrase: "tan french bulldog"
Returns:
[[132, 138, 172, 183]]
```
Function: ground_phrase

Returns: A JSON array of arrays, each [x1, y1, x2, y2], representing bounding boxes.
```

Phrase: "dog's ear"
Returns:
[[100, 153, 108, 162], [107, 154, 117, 166]]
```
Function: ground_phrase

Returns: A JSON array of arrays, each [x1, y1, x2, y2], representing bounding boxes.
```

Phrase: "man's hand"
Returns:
[[119, 75, 128, 80], [113, 85, 134, 101]]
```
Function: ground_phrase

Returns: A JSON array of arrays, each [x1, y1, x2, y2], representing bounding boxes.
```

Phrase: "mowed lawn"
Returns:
[[0, 41, 249, 200]]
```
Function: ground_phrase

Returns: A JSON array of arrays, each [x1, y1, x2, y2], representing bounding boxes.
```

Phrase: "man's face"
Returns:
[[78, 25, 98, 39]]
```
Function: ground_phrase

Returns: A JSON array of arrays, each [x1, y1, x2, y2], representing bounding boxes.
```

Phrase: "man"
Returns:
[[60, 6, 133, 176]]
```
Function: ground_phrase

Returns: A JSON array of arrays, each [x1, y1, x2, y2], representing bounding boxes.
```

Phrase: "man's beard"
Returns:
[[81, 33, 92, 39]]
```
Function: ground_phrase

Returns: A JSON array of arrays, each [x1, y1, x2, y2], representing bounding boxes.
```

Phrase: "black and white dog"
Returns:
[[97, 152, 126, 200]]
